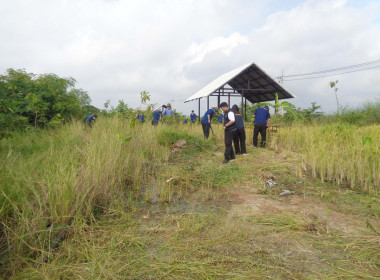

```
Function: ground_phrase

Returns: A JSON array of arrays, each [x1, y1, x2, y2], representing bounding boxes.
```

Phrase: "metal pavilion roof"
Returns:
[[185, 62, 295, 103]]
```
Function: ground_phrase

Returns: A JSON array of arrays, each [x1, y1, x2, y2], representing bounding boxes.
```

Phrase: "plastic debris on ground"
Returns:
[[280, 190, 291, 196], [266, 179, 279, 188]]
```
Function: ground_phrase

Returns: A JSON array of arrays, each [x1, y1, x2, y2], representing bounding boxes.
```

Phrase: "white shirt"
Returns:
[[227, 111, 235, 122]]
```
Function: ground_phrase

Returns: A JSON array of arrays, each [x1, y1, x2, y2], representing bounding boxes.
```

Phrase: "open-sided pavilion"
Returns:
[[184, 62, 295, 121]]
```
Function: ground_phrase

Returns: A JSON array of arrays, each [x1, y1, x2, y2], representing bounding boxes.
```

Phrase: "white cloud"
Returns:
[[0, 0, 379, 114], [186, 32, 249, 65]]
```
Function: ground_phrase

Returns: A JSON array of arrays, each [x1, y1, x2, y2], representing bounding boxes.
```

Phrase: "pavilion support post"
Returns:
[[198, 98, 201, 123], [241, 93, 244, 120], [217, 93, 220, 108], [244, 98, 247, 122], [207, 96, 209, 110], [228, 93, 230, 106]]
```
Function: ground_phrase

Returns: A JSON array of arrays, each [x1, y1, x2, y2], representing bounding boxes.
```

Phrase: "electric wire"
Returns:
[[283, 64, 380, 81], [283, 59, 380, 78]]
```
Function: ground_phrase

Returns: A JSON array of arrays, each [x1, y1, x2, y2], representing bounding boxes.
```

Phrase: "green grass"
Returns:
[[1, 118, 379, 279]]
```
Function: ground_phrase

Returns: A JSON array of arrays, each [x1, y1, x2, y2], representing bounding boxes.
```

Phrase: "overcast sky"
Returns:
[[1, 0, 380, 114]]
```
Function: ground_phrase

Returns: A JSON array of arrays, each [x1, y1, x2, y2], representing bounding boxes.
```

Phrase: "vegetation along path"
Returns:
[[1, 120, 379, 279]]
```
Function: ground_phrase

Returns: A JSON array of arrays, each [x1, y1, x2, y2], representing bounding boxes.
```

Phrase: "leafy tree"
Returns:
[[115, 99, 129, 116], [297, 102, 323, 123], [104, 99, 111, 110], [25, 92, 48, 127], [71, 88, 92, 108], [0, 68, 91, 133], [140, 91, 150, 105]]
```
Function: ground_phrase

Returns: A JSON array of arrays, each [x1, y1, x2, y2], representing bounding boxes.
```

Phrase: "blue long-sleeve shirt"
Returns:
[[218, 113, 223, 123], [201, 109, 214, 124]]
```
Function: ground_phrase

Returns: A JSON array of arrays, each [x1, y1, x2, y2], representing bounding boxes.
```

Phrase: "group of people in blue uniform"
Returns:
[[200, 103, 271, 163], [85, 102, 270, 164], [145, 101, 270, 163], [151, 103, 175, 125]]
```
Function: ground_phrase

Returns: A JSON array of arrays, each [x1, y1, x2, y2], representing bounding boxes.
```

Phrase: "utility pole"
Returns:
[[277, 69, 284, 84], [278, 70, 284, 115]]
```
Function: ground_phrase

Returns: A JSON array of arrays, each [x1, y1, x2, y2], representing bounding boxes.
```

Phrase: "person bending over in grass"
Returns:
[[253, 105, 271, 148], [232, 105, 246, 155], [84, 114, 97, 127], [220, 102, 237, 164], [152, 108, 161, 126], [218, 110, 224, 123], [201, 107, 216, 139], [137, 112, 145, 123]]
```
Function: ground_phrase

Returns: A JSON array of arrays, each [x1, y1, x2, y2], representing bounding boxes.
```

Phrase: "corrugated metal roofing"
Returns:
[[185, 62, 295, 103]]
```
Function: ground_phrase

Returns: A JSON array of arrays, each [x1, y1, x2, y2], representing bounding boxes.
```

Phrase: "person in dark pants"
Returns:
[[253, 105, 271, 147], [201, 107, 215, 139], [220, 102, 237, 163], [232, 105, 246, 154]]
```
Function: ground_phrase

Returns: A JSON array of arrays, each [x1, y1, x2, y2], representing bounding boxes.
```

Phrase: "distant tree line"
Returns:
[[1, 68, 379, 136]]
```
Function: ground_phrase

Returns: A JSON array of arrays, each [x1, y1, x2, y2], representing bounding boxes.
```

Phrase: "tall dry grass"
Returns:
[[1, 118, 208, 273], [270, 123, 380, 194]]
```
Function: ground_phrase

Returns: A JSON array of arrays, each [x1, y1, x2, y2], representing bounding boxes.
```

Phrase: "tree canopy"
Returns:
[[0, 69, 93, 132]]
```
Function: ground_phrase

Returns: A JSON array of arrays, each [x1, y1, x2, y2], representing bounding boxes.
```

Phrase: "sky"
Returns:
[[1, 0, 380, 115]]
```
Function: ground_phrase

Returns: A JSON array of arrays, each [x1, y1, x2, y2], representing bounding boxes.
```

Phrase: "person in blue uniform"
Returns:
[[218, 111, 224, 123], [232, 105, 246, 154], [162, 103, 175, 121], [190, 110, 197, 123], [137, 113, 144, 123], [220, 102, 237, 163], [152, 109, 161, 126], [84, 114, 97, 127], [253, 105, 271, 147], [201, 107, 216, 138]]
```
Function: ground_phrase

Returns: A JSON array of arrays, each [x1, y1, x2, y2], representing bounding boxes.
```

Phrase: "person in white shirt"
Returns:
[[220, 102, 237, 163]]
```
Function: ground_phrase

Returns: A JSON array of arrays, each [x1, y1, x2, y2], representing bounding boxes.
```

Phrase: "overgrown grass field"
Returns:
[[270, 123, 379, 194], [0, 118, 379, 279]]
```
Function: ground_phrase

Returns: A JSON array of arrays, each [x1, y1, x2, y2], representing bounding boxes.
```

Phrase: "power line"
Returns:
[[283, 59, 380, 78], [283, 64, 380, 81]]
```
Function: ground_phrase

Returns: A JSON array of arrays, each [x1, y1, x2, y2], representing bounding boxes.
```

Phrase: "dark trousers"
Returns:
[[233, 128, 246, 154], [225, 129, 236, 160], [202, 123, 210, 139], [152, 120, 158, 126], [253, 124, 267, 147]]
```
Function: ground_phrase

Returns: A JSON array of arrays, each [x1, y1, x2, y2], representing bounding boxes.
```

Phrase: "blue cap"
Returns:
[[264, 105, 269, 109]]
